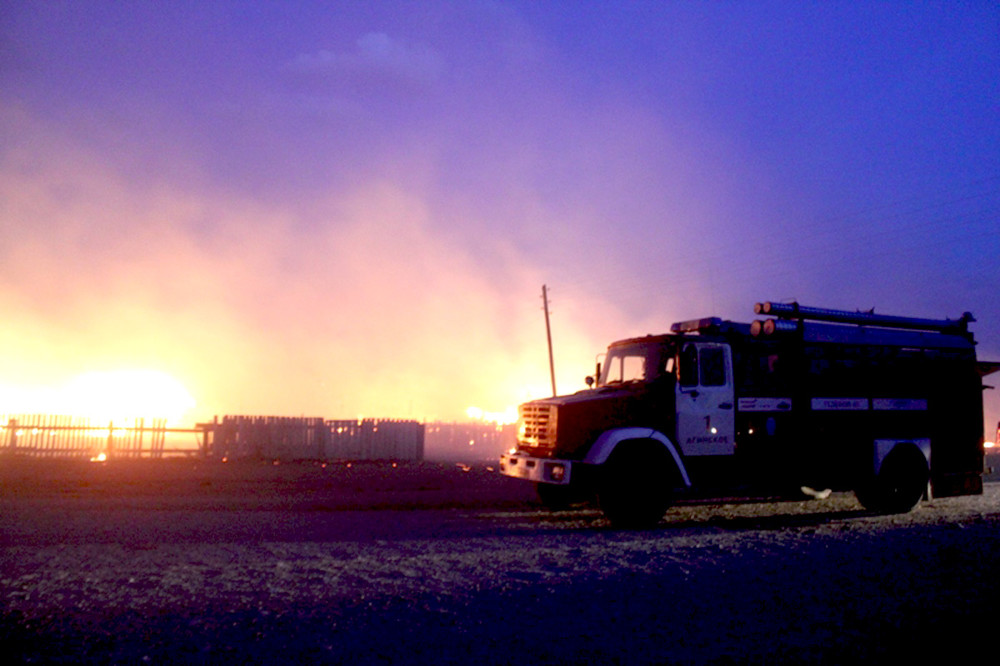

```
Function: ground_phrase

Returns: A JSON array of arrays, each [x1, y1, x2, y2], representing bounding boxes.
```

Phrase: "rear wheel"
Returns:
[[855, 445, 929, 514], [598, 441, 674, 529]]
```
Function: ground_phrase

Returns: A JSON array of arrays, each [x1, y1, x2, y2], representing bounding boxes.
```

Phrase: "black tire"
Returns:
[[598, 441, 674, 529], [535, 482, 585, 510], [855, 445, 929, 514]]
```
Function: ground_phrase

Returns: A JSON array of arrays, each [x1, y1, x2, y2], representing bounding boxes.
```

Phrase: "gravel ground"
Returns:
[[2, 459, 999, 664]]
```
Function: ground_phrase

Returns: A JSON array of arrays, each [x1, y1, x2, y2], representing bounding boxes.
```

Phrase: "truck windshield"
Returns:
[[600, 343, 670, 386]]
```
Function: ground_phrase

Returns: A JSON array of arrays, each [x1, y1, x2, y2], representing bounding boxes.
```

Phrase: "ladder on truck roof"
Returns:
[[750, 301, 976, 350]]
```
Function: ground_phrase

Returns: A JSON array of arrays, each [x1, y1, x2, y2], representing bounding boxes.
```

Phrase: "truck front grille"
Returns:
[[519, 403, 556, 451]]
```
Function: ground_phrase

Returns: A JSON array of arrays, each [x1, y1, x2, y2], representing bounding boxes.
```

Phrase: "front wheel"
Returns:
[[598, 442, 674, 529], [855, 445, 929, 514]]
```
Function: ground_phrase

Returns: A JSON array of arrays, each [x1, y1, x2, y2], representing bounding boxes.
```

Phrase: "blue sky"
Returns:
[[1, 1, 998, 429]]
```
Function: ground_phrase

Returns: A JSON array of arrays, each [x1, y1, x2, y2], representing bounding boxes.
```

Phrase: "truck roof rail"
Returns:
[[754, 301, 974, 335]]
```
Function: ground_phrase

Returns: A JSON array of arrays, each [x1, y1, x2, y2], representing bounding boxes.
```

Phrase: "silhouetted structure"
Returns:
[[1, 413, 517, 462], [203, 415, 424, 461], [1, 415, 185, 459], [424, 421, 516, 461]]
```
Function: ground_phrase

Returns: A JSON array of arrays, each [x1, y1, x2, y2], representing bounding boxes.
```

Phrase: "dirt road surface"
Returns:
[[2, 459, 999, 664]]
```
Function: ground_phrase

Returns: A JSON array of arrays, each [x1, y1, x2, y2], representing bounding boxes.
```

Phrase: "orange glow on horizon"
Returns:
[[465, 405, 519, 425], [0, 123, 619, 425], [0, 369, 196, 427]]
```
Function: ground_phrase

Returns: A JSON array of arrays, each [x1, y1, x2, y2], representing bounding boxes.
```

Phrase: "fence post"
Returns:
[[136, 417, 144, 459], [6, 418, 16, 453], [208, 416, 217, 458]]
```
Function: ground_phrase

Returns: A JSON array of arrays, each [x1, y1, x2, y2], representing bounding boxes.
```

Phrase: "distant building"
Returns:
[[423, 421, 516, 461]]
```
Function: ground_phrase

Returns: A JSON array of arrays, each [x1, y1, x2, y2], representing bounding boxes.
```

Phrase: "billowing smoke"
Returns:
[[0, 105, 638, 423]]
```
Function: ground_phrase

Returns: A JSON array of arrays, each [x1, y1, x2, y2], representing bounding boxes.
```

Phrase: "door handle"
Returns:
[[718, 402, 733, 410]]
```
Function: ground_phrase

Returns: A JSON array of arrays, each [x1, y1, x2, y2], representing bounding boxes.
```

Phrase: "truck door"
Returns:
[[676, 342, 735, 456]]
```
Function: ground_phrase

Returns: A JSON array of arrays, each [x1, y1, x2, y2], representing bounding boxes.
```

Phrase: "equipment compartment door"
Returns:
[[676, 342, 736, 456]]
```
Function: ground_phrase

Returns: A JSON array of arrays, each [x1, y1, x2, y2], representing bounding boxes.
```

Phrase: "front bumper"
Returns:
[[499, 452, 573, 485]]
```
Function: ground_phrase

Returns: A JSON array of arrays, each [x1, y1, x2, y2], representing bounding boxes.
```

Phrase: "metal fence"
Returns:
[[0, 413, 508, 462], [423, 421, 517, 461], [0, 415, 203, 459], [201, 415, 424, 461]]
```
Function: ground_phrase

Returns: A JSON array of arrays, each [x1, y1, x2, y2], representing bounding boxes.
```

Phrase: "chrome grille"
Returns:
[[518, 403, 555, 450]]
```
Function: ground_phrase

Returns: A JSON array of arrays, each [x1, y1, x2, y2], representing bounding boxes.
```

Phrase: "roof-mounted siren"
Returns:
[[751, 301, 975, 337]]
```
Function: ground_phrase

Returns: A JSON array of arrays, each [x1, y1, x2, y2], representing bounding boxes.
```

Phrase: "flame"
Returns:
[[465, 405, 518, 425], [0, 369, 195, 427]]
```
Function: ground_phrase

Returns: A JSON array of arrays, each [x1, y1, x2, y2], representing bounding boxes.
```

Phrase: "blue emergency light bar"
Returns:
[[670, 317, 723, 333]]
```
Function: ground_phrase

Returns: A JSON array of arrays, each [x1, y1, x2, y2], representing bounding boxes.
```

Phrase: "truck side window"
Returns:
[[679, 344, 698, 387], [700, 347, 726, 386]]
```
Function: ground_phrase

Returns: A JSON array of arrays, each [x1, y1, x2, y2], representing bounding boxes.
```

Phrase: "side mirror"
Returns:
[[585, 376, 595, 388]]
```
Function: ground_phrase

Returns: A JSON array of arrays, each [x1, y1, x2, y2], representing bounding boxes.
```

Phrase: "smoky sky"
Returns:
[[1, 1, 998, 427]]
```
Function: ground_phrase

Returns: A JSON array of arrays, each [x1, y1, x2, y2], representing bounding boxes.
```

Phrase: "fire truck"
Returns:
[[500, 302, 997, 527]]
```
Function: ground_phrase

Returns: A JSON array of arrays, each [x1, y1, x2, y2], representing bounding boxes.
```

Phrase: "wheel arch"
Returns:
[[584, 427, 692, 488], [856, 438, 932, 513], [873, 438, 931, 476]]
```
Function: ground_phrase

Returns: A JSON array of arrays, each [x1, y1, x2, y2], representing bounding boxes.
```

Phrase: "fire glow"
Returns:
[[466, 405, 518, 426], [0, 370, 196, 427]]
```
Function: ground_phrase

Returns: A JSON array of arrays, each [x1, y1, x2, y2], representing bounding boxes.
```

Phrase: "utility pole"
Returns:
[[542, 284, 557, 396]]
